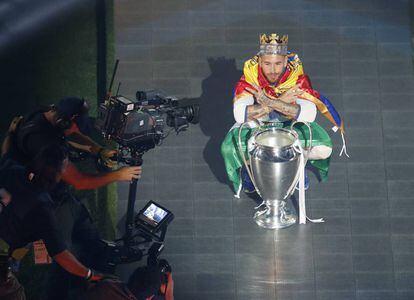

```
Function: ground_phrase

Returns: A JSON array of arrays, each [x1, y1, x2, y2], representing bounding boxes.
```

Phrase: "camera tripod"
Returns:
[[120, 145, 169, 244], [102, 145, 170, 271], [123, 149, 144, 244]]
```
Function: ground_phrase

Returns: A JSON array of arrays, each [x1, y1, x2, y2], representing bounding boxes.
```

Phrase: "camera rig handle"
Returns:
[[124, 150, 144, 245]]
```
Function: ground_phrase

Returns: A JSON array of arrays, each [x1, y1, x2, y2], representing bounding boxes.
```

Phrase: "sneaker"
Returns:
[[241, 167, 256, 193]]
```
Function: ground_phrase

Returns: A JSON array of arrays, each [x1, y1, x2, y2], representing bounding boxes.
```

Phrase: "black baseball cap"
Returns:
[[56, 96, 89, 118]]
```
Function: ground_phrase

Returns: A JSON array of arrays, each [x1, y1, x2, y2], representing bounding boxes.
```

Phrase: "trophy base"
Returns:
[[254, 200, 297, 229]]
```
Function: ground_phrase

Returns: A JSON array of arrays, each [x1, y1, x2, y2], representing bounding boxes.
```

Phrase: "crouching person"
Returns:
[[0, 144, 104, 299]]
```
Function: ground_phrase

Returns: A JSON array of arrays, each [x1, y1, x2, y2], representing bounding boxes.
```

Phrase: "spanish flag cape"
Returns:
[[234, 53, 348, 157]]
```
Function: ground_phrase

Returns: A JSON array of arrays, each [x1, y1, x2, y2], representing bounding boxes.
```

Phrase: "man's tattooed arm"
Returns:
[[245, 88, 300, 120], [246, 87, 302, 121], [268, 100, 300, 119], [257, 89, 300, 119], [246, 104, 272, 121]]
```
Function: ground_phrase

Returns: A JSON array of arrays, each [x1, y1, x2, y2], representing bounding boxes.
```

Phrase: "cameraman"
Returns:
[[3, 96, 142, 184], [2, 96, 142, 299], [0, 145, 105, 299], [82, 265, 174, 300]]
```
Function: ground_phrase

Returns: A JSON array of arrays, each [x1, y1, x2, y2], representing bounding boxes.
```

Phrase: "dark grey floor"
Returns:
[[114, 1, 414, 299]]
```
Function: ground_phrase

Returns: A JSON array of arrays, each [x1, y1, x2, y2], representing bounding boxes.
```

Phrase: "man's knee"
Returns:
[[307, 145, 332, 160]]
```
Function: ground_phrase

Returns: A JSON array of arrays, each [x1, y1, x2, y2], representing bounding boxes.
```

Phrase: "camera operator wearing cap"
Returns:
[[0, 145, 107, 300], [3, 96, 142, 184], [1, 96, 142, 299], [82, 265, 174, 300]]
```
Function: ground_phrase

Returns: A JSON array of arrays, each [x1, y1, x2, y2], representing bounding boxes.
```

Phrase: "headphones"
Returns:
[[52, 97, 89, 130], [56, 113, 73, 130], [49, 105, 72, 130]]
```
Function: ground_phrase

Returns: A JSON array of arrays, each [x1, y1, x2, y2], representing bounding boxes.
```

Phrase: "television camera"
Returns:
[[95, 90, 199, 154], [94, 61, 199, 273]]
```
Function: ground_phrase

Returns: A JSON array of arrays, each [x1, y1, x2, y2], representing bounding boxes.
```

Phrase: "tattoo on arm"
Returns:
[[246, 104, 271, 121], [250, 91, 297, 119], [270, 100, 299, 118], [245, 89, 300, 121], [257, 92, 299, 118]]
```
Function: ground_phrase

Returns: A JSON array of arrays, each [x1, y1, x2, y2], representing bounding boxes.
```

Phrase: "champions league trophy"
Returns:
[[239, 121, 312, 229]]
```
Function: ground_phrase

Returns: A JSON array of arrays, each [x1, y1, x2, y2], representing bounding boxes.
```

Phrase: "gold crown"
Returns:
[[259, 33, 288, 56], [259, 33, 288, 46]]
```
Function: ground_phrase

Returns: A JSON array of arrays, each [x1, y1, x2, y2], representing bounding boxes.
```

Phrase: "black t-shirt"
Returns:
[[0, 199, 66, 257], [12, 111, 66, 165], [0, 159, 66, 257]]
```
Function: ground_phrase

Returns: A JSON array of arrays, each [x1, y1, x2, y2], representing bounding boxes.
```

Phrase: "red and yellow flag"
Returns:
[[233, 53, 344, 133]]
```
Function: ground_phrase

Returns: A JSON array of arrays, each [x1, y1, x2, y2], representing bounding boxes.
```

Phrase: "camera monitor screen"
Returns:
[[144, 203, 168, 224], [136, 201, 173, 232]]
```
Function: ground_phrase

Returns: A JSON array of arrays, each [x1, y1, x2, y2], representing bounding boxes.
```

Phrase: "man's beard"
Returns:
[[265, 67, 286, 85]]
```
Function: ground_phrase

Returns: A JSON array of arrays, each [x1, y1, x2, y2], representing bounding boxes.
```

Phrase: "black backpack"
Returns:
[[6, 109, 63, 165]]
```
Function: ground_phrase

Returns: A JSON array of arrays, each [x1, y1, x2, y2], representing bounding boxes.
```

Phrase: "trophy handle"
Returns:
[[282, 139, 304, 199], [282, 121, 312, 199], [237, 121, 261, 196]]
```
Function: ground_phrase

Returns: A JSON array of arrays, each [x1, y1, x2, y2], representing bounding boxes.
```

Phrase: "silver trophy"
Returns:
[[239, 121, 312, 229]]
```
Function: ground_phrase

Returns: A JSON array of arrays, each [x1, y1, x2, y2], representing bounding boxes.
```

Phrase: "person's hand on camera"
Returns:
[[114, 166, 142, 181], [99, 148, 117, 169]]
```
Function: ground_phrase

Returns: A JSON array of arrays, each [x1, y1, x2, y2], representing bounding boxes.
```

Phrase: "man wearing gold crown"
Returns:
[[221, 33, 347, 196]]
